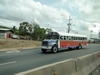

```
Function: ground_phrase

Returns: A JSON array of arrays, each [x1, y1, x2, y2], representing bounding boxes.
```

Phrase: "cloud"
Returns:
[[62, 0, 100, 23], [0, 0, 99, 38], [0, 0, 70, 27]]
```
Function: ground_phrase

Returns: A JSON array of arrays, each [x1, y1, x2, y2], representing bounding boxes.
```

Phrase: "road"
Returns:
[[0, 44, 100, 75]]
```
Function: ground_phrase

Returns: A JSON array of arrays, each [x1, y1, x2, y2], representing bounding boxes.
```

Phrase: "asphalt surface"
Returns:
[[0, 44, 100, 75]]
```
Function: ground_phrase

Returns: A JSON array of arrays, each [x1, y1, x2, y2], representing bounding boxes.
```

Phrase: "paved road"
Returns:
[[0, 44, 100, 75]]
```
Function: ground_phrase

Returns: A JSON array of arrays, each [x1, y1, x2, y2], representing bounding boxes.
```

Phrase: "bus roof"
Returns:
[[48, 32, 87, 37], [58, 32, 87, 37]]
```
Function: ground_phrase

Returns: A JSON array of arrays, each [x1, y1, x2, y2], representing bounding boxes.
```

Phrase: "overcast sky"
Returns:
[[0, 0, 100, 39]]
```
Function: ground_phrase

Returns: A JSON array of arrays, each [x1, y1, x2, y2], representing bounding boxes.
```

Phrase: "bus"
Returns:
[[41, 31, 88, 53]]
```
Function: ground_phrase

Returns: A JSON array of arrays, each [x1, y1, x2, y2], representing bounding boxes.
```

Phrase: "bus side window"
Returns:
[[74, 37, 76, 40], [64, 36, 67, 40], [82, 37, 84, 40], [81, 37, 82, 40], [83, 37, 84, 40], [69, 36, 72, 40], [84, 37, 87, 40], [71, 36, 73, 40], [76, 37, 77, 40], [73, 37, 75, 40], [60, 36, 64, 40], [72, 36, 74, 40], [83, 37, 85, 40], [76, 37, 78, 40], [79, 37, 81, 40], [78, 37, 80, 40], [86, 37, 87, 40], [66, 36, 68, 40]]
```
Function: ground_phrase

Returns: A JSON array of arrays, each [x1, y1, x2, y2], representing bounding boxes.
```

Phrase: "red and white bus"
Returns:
[[41, 31, 88, 53]]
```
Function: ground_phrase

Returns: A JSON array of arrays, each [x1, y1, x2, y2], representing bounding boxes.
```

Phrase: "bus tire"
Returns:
[[77, 44, 82, 50], [41, 49, 46, 53], [52, 45, 58, 53]]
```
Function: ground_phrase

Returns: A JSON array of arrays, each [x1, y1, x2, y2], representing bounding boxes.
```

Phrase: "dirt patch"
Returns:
[[0, 38, 41, 50]]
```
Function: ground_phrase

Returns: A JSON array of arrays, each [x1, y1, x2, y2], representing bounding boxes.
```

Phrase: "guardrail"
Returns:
[[15, 51, 100, 75]]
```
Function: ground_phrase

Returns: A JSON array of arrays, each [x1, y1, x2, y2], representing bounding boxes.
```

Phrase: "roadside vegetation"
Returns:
[[0, 21, 52, 50], [12, 21, 52, 41], [0, 38, 41, 50]]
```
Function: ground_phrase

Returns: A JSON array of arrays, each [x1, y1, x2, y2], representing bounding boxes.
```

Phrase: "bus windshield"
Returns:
[[46, 35, 59, 39]]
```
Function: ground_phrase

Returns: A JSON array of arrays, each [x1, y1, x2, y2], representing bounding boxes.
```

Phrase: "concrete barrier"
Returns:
[[15, 59, 77, 75], [89, 51, 100, 75], [93, 51, 100, 66], [75, 54, 94, 75], [52, 59, 77, 75], [15, 51, 100, 75]]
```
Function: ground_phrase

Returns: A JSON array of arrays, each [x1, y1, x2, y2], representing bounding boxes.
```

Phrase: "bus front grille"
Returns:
[[42, 41, 48, 46]]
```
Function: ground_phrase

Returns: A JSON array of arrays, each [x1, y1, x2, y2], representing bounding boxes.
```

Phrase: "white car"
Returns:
[[11, 34, 19, 39]]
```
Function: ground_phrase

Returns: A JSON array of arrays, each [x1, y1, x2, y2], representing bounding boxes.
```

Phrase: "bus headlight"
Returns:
[[48, 43, 53, 47]]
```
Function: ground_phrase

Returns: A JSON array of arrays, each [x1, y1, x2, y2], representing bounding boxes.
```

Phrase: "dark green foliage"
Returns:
[[18, 21, 51, 40], [46, 28, 52, 33], [12, 26, 19, 35], [31, 23, 46, 40], [33, 27, 46, 40], [19, 22, 29, 36]]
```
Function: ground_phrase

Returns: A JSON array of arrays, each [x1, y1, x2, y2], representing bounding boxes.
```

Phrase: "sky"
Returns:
[[0, 0, 100, 39]]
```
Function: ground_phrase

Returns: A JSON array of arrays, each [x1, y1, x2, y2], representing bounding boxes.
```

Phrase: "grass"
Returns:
[[0, 38, 41, 50]]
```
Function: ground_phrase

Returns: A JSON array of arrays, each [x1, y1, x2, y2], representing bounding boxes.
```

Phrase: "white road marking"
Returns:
[[6, 50, 21, 53], [0, 61, 16, 66], [0, 50, 21, 57]]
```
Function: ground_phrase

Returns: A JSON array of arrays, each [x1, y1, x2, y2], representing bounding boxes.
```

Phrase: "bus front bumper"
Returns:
[[41, 46, 52, 50]]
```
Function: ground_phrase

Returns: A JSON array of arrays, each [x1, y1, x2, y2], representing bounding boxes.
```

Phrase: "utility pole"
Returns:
[[90, 30, 93, 39], [67, 16, 72, 33]]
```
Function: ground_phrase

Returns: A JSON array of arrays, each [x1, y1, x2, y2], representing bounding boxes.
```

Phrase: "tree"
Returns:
[[31, 22, 46, 40], [19, 22, 30, 36], [46, 28, 52, 33], [12, 26, 16, 34], [32, 24, 40, 40], [18, 21, 51, 40], [39, 28, 46, 40]]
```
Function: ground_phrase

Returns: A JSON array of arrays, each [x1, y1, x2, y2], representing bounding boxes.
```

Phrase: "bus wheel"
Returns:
[[52, 45, 58, 53], [78, 44, 82, 50], [41, 49, 46, 53]]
